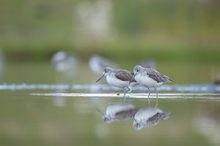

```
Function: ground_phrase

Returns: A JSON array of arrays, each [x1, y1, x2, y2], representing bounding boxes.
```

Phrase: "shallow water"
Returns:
[[0, 62, 220, 146], [0, 83, 220, 93]]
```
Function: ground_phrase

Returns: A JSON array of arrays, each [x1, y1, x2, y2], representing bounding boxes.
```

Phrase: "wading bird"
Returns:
[[96, 67, 136, 98], [133, 65, 173, 101]]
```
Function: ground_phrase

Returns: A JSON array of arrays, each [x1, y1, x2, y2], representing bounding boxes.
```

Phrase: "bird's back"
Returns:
[[115, 70, 136, 83], [145, 68, 172, 83]]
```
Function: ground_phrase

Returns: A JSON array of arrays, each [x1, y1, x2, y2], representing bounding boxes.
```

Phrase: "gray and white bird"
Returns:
[[133, 65, 173, 99], [96, 67, 136, 96]]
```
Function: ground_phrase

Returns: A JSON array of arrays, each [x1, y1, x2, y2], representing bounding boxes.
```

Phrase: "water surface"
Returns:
[[0, 62, 220, 146]]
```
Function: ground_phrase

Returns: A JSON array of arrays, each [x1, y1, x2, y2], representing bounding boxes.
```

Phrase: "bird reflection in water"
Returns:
[[96, 103, 138, 123], [133, 107, 171, 130], [96, 103, 171, 130]]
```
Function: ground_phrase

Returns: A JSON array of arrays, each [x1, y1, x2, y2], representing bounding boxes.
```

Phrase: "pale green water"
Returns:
[[0, 62, 220, 146]]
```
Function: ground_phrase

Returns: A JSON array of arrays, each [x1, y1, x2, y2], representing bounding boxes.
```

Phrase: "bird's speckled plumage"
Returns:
[[145, 67, 173, 83]]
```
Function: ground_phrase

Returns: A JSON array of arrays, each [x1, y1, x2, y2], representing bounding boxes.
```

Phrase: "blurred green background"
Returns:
[[0, 0, 219, 63], [0, 1, 220, 146]]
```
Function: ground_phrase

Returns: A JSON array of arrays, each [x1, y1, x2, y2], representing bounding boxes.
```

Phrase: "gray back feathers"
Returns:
[[145, 68, 173, 83], [115, 70, 136, 83]]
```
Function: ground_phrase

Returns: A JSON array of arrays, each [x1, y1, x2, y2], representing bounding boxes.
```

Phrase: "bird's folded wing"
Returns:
[[115, 71, 136, 82]]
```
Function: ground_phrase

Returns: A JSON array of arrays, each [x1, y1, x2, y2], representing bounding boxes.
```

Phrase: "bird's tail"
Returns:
[[163, 75, 174, 83]]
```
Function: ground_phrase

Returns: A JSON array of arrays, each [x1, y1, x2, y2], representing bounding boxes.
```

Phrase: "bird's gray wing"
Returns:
[[115, 70, 136, 82], [146, 68, 172, 83], [115, 109, 138, 120], [146, 112, 171, 127], [146, 69, 164, 83]]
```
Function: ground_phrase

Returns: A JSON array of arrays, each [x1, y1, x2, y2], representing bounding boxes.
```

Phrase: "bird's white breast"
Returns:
[[135, 73, 162, 87]]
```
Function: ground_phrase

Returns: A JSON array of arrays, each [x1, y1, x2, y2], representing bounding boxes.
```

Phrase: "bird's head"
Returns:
[[96, 67, 114, 83], [133, 65, 144, 76], [103, 67, 114, 74]]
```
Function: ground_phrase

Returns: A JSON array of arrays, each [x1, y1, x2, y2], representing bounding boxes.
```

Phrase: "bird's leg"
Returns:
[[123, 87, 127, 97], [123, 87, 132, 103], [122, 87, 131, 103], [154, 86, 158, 107], [146, 86, 151, 104], [127, 86, 132, 93], [122, 87, 127, 103]]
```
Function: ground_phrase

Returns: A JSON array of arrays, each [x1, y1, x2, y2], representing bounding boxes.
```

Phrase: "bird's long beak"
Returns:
[[96, 73, 105, 83]]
